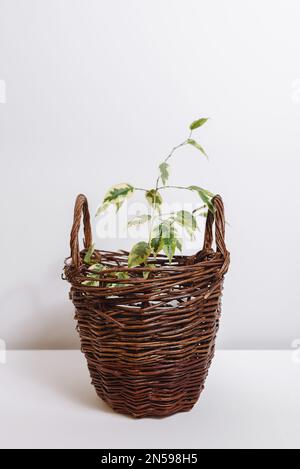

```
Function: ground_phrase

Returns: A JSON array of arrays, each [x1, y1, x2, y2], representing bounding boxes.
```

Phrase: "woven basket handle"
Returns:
[[203, 195, 227, 258], [70, 194, 92, 268]]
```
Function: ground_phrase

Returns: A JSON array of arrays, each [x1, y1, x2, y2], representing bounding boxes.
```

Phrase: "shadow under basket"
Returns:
[[64, 194, 230, 418]]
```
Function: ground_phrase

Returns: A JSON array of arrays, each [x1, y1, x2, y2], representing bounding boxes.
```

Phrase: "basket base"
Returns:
[[86, 359, 208, 418], [93, 385, 204, 419]]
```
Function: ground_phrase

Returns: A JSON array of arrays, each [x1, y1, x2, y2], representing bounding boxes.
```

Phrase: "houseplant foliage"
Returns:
[[83, 118, 214, 285]]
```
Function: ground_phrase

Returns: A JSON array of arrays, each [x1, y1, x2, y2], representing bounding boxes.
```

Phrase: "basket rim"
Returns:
[[64, 247, 224, 274]]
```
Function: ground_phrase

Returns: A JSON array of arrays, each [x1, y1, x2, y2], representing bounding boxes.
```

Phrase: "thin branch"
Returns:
[[164, 131, 193, 163], [157, 185, 188, 191], [155, 130, 193, 188]]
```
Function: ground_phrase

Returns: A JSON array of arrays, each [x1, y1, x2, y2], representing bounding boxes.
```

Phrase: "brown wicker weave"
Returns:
[[64, 193, 230, 418]]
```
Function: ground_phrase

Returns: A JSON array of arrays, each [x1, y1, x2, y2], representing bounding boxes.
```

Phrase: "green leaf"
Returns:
[[108, 271, 130, 288], [82, 263, 106, 286], [151, 221, 181, 262], [160, 219, 175, 236], [84, 244, 95, 264], [95, 201, 110, 216], [159, 162, 170, 186], [82, 273, 100, 287], [150, 225, 164, 255], [163, 237, 177, 263], [143, 264, 155, 279], [151, 220, 176, 256], [160, 221, 178, 263], [145, 189, 163, 212], [198, 187, 214, 198], [115, 271, 129, 280], [175, 210, 197, 231], [96, 183, 134, 216], [189, 117, 209, 130], [189, 185, 214, 199], [176, 238, 183, 252], [188, 185, 215, 213], [187, 139, 208, 158], [150, 237, 163, 255], [175, 210, 197, 239], [88, 263, 105, 273], [128, 241, 151, 267], [128, 214, 151, 227]]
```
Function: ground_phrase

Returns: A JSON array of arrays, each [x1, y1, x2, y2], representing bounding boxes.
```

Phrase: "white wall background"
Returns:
[[1, 0, 299, 349]]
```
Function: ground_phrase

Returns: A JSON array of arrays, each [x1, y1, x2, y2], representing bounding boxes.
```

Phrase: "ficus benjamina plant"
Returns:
[[83, 117, 215, 284]]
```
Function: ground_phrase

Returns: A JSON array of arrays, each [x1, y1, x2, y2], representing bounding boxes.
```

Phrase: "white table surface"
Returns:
[[0, 350, 299, 449]]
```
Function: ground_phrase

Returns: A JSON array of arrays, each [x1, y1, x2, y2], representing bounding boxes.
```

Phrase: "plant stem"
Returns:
[[155, 130, 193, 188], [148, 131, 194, 245], [137, 130, 195, 247], [164, 130, 192, 163], [157, 185, 188, 191], [148, 205, 155, 245]]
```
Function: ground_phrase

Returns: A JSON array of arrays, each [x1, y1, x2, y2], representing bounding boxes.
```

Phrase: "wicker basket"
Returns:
[[64, 193, 230, 418]]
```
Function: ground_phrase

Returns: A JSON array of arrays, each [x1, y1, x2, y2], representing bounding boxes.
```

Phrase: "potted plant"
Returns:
[[64, 117, 230, 418]]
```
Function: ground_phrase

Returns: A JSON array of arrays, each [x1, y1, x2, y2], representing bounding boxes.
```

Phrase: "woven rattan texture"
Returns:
[[64, 194, 230, 418]]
